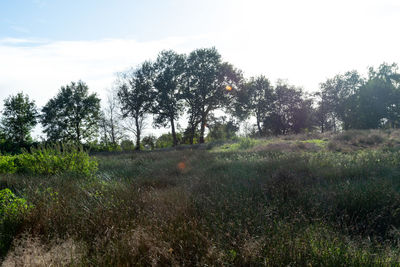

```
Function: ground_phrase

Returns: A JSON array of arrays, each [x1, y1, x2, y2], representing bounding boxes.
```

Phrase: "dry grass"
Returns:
[[2, 129, 400, 265], [3, 237, 84, 267]]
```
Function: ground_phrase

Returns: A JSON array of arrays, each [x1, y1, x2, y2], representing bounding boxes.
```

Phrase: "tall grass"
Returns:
[[2, 130, 400, 265]]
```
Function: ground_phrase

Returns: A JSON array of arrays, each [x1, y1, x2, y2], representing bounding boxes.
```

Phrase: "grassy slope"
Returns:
[[3, 129, 400, 265]]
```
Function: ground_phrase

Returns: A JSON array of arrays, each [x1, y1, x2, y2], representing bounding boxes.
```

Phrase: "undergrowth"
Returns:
[[0, 145, 98, 177], [2, 130, 400, 265]]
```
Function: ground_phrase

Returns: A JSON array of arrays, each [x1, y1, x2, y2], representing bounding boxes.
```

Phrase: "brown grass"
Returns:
[[3, 236, 84, 267]]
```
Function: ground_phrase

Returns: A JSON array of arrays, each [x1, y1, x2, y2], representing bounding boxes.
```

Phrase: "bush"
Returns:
[[156, 133, 183, 148], [0, 188, 31, 256], [0, 156, 17, 174], [15, 145, 98, 177], [142, 135, 156, 150], [358, 134, 384, 145], [120, 139, 135, 151], [87, 142, 122, 152], [238, 137, 257, 149]]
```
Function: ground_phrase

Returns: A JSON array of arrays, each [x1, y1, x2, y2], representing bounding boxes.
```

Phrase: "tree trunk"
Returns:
[[171, 117, 177, 147], [135, 117, 141, 150], [333, 117, 337, 132], [256, 113, 262, 136], [199, 116, 206, 144], [320, 115, 325, 133], [110, 117, 116, 145], [189, 125, 195, 144], [76, 122, 81, 144]]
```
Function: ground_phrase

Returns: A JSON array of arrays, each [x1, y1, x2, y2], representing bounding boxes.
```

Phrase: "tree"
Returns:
[[318, 63, 400, 130], [0, 92, 37, 146], [41, 81, 101, 143], [263, 81, 313, 135], [184, 47, 242, 143], [100, 90, 125, 146], [152, 50, 186, 146], [319, 71, 364, 130], [206, 115, 239, 141], [234, 75, 274, 135], [142, 135, 156, 150], [367, 63, 400, 128], [117, 62, 154, 150], [314, 91, 335, 133], [155, 132, 183, 148]]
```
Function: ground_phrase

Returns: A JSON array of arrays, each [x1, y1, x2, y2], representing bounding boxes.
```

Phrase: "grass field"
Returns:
[[2, 129, 400, 265]]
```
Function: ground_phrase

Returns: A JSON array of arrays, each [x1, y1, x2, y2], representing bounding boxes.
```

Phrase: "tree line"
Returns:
[[1, 47, 400, 152]]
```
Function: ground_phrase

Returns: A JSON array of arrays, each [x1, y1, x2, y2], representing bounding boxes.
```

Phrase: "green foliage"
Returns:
[[238, 137, 257, 149], [3, 130, 400, 264], [142, 135, 156, 150], [117, 62, 154, 150], [206, 116, 239, 141], [16, 145, 98, 177], [318, 63, 400, 131], [87, 142, 122, 152], [0, 189, 30, 223], [156, 133, 182, 148], [0, 92, 37, 146], [0, 155, 17, 174], [152, 50, 186, 147], [233, 75, 274, 134], [263, 81, 314, 135], [184, 47, 243, 143], [41, 81, 101, 143], [120, 139, 135, 151], [0, 145, 98, 177], [0, 188, 31, 256]]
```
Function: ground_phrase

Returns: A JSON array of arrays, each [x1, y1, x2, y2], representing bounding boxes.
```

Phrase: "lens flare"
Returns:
[[177, 162, 186, 170], [226, 85, 232, 91]]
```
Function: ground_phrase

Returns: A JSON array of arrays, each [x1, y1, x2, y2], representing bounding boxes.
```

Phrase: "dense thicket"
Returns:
[[1, 48, 400, 151]]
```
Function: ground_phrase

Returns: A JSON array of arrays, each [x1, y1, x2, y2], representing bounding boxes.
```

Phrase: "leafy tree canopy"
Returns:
[[0, 92, 37, 146], [41, 81, 100, 143]]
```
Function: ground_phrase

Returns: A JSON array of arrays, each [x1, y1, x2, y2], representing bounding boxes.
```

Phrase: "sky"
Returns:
[[1, 0, 400, 138]]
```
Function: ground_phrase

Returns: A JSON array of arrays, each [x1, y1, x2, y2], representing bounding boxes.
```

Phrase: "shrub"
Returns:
[[238, 137, 256, 149], [156, 133, 183, 148], [358, 134, 384, 145], [0, 156, 17, 174], [0, 188, 31, 256], [16, 145, 98, 177], [142, 135, 157, 150], [120, 139, 135, 151]]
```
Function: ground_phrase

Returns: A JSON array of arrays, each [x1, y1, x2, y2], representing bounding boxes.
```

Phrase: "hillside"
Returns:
[[2, 129, 400, 265]]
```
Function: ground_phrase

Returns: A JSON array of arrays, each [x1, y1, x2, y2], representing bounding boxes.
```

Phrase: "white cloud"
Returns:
[[0, 37, 201, 107], [0, 36, 210, 138]]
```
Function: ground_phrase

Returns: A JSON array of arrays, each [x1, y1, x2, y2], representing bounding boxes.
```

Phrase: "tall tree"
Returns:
[[152, 50, 186, 146], [314, 91, 334, 133], [117, 62, 154, 150], [319, 71, 364, 130], [0, 92, 37, 145], [184, 47, 242, 143], [367, 63, 400, 128], [206, 115, 239, 141], [234, 75, 274, 136], [100, 90, 125, 146], [318, 63, 400, 130], [41, 81, 101, 143], [263, 81, 313, 135]]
